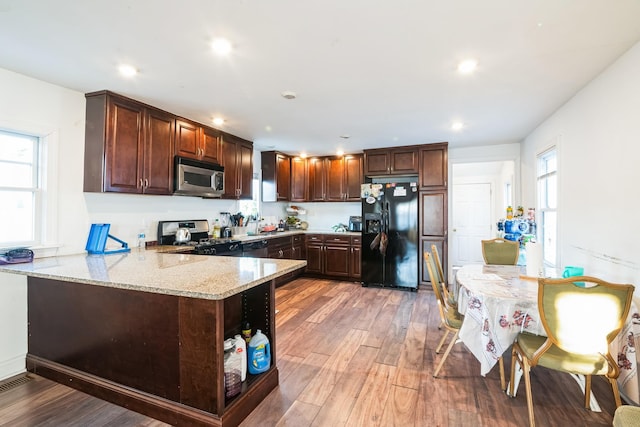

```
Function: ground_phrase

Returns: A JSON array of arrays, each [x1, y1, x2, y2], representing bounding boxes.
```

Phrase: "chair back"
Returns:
[[424, 252, 447, 319], [481, 238, 519, 265], [431, 244, 446, 284], [536, 276, 634, 370]]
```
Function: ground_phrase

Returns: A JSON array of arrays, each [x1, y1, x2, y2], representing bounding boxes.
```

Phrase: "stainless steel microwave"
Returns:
[[174, 156, 224, 198]]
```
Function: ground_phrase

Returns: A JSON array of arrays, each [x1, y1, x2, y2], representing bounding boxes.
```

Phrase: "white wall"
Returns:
[[521, 40, 640, 286], [0, 273, 27, 380]]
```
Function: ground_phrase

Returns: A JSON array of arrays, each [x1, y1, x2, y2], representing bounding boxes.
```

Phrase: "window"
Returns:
[[537, 147, 557, 266], [238, 173, 260, 221], [0, 130, 41, 247]]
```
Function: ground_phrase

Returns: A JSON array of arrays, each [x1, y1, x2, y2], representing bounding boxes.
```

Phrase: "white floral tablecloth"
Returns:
[[456, 264, 640, 405]]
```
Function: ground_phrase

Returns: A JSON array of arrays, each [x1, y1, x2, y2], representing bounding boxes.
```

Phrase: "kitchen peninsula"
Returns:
[[0, 251, 306, 427]]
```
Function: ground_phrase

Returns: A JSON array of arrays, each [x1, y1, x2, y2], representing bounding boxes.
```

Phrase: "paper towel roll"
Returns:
[[525, 242, 543, 277]]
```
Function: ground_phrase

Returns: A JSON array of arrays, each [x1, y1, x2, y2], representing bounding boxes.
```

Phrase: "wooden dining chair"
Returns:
[[481, 238, 519, 265], [424, 252, 463, 378], [431, 244, 456, 308], [509, 276, 635, 427]]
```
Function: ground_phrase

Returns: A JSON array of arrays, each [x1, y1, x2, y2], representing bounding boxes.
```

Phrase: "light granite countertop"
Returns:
[[232, 229, 359, 243], [0, 249, 307, 300]]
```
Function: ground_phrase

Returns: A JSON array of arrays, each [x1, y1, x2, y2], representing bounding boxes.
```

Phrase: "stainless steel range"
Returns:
[[157, 219, 242, 256]]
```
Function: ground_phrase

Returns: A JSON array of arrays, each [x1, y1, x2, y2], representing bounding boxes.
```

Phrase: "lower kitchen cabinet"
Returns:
[[265, 235, 304, 286], [350, 236, 361, 279], [304, 234, 359, 280]]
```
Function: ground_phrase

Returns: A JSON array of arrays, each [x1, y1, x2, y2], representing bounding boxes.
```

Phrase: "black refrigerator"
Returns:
[[361, 179, 419, 290]]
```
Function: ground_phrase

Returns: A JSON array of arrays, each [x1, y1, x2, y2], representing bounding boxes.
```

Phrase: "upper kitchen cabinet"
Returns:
[[261, 151, 290, 202], [364, 146, 419, 176], [221, 132, 253, 199], [84, 91, 174, 195], [325, 154, 363, 202], [307, 157, 326, 202], [175, 119, 222, 164], [419, 142, 448, 189], [290, 156, 307, 202]]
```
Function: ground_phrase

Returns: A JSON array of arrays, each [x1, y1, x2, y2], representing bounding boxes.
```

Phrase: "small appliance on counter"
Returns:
[[0, 247, 34, 265], [86, 223, 130, 255], [348, 216, 362, 232]]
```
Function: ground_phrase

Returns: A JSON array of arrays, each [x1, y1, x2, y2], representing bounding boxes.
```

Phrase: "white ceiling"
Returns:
[[1, 1, 640, 156]]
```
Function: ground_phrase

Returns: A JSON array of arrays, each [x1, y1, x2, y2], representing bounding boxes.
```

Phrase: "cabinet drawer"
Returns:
[[351, 236, 361, 245], [292, 234, 304, 244], [324, 235, 351, 245], [306, 234, 324, 243]]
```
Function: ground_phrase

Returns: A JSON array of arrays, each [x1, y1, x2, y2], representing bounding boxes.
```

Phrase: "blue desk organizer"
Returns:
[[86, 223, 130, 255]]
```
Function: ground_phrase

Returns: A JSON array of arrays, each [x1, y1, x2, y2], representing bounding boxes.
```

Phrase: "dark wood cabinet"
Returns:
[[420, 191, 447, 237], [175, 119, 221, 164], [304, 234, 356, 279], [261, 151, 290, 202], [364, 146, 418, 176], [419, 143, 447, 189], [84, 91, 174, 195], [221, 133, 253, 199], [292, 234, 304, 260], [322, 154, 363, 202], [290, 157, 307, 202], [350, 236, 361, 279], [308, 158, 327, 201]]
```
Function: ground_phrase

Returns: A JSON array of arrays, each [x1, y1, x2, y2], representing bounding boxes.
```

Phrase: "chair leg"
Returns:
[[609, 377, 623, 408], [522, 358, 535, 427], [434, 330, 458, 378], [435, 329, 450, 354], [584, 375, 592, 409], [509, 346, 518, 397], [498, 356, 506, 391]]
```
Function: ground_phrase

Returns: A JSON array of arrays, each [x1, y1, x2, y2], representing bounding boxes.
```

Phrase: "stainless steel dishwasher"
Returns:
[[241, 240, 269, 258]]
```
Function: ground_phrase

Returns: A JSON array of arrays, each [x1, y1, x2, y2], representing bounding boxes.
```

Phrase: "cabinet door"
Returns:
[[390, 147, 419, 175], [276, 153, 290, 201], [364, 150, 390, 176], [344, 155, 363, 201], [325, 157, 345, 201], [421, 239, 447, 285], [324, 244, 350, 277], [420, 191, 447, 237], [201, 127, 221, 164], [143, 108, 174, 194], [237, 140, 253, 199], [305, 244, 323, 274], [105, 97, 144, 193], [420, 144, 447, 189], [175, 119, 200, 159], [308, 158, 326, 201], [350, 236, 361, 279], [221, 136, 238, 198], [290, 157, 307, 202]]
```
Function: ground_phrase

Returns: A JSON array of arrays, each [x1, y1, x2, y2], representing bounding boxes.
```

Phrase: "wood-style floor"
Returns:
[[0, 277, 619, 426]]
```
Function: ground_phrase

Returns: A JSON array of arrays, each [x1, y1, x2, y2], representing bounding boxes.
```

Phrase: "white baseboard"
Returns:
[[0, 354, 26, 381]]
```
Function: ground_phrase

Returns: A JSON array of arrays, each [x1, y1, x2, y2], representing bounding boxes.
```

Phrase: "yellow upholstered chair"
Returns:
[[613, 406, 640, 427], [509, 276, 635, 427], [481, 238, 519, 265], [424, 252, 463, 378]]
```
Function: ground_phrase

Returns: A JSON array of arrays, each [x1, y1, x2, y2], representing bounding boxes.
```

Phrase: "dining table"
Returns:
[[455, 263, 640, 406]]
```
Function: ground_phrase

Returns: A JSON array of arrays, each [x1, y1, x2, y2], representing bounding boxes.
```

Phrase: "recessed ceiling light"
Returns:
[[265, 125, 272, 132], [300, 153, 307, 159], [451, 121, 464, 131], [336, 149, 344, 156], [212, 117, 225, 126], [118, 64, 137, 77], [281, 91, 297, 100], [211, 38, 232, 55], [457, 59, 478, 74]]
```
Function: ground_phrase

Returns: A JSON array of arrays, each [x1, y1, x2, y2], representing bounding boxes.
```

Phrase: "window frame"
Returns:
[[0, 121, 59, 254], [536, 146, 558, 267]]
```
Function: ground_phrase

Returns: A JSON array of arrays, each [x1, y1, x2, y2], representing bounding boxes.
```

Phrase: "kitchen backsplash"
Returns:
[[260, 201, 360, 231]]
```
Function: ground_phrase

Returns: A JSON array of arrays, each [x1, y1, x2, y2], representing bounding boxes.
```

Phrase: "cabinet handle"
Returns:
[[144, 178, 149, 188], [139, 178, 143, 188]]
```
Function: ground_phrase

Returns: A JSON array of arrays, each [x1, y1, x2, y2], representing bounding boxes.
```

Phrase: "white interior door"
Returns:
[[451, 183, 492, 266]]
